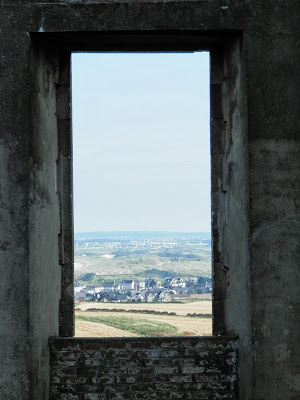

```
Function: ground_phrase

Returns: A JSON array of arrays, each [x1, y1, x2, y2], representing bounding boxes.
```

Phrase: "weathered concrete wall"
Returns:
[[28, 44, 62, 400], [0, 1, 299, 400], [0, 27, 32, 400], [50, 337, 238, 400], [211, 37, 252, 400], [244, 3, 300, 398], [55, 50, 74, 338]]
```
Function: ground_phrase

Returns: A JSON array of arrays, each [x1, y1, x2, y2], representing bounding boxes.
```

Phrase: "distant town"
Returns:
[[74, 231, 212, 303], [75, 276, 212, 303]]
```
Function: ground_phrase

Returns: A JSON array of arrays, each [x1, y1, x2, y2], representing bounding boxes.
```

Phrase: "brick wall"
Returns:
[[50, 337, 238, 400]]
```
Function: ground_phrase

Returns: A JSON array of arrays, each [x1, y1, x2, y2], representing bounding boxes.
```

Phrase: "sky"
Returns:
[[72, 52, 210, 233]]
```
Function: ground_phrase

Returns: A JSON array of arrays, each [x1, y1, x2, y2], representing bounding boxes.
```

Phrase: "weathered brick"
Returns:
[[168, 375, 193, 383], [194, 374, 220, 383], [144, 358, 170, 367], [50, 337, 238, 399], [119, 358, 143, 368], [102, 341, 126, 349], [127, 367, 153, 375], [84, 394, 107, 400], [154, 367, 178, 375], [108, 393, 135, 400], [77, 367, 98, 377], [54, 394, 80, 400], [181, 366, 205, 374], [130, 383, 154, 392], [129, 341, 157, 349], [66, 377, 86, 385], [91, 376, 114, 385]]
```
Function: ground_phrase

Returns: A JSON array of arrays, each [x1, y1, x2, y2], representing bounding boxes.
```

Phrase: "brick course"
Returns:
[[50, 337, 238, 400]]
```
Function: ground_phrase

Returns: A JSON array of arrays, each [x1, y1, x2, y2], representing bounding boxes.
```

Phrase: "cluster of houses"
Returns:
[[74, 277, 212, 303]]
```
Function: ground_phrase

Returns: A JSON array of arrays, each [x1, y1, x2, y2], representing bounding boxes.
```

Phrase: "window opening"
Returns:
[[72, 52, 212, 337]]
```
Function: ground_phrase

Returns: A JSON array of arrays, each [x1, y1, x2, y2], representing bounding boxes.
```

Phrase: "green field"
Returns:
[[76, 315, 182, 336], [75, 300, 212, 337]]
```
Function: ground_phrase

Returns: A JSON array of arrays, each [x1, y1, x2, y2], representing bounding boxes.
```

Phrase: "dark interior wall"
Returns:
[[211, 37, 252, 400], [244, 5, 300, 398], [222, 38, 252, 400], [0, 22, 32, 400], [54, 50, 74, 339], [28, 43, 62, 399]]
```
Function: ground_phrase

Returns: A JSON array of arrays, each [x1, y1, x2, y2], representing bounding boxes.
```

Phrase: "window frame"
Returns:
[[31, 30, 247, 337]]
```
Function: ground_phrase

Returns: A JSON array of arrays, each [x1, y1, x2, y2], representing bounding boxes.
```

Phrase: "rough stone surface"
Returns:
[[50, 337, 238, 400]]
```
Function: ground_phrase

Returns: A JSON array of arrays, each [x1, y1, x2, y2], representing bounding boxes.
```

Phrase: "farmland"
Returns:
[[74, 232, 212, 337], [75, 300, 212, 337]]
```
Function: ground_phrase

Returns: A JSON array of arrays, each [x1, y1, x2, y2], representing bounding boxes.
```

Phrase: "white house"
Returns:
[[131, 292, 145, 302], [120, 280, 135, 291]]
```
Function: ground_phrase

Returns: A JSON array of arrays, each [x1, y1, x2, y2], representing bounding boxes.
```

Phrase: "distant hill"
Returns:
[[74, 231, 211, 242], [74, 231, 212, 284], [135, 269, 177, 279]]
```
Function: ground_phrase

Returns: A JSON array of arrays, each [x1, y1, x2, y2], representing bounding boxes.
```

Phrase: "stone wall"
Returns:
[[50, 337, 238, 400]]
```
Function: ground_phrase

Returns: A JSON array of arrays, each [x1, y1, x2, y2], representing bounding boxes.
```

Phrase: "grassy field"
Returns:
[[76, 315, 181, 336], [75, 300, 212, 337]]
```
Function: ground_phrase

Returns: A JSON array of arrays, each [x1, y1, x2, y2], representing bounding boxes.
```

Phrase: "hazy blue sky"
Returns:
[[72, 52, 210, 233]]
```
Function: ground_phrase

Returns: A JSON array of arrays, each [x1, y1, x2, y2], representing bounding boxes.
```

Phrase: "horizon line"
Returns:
[[74, 230, 211, 234]]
